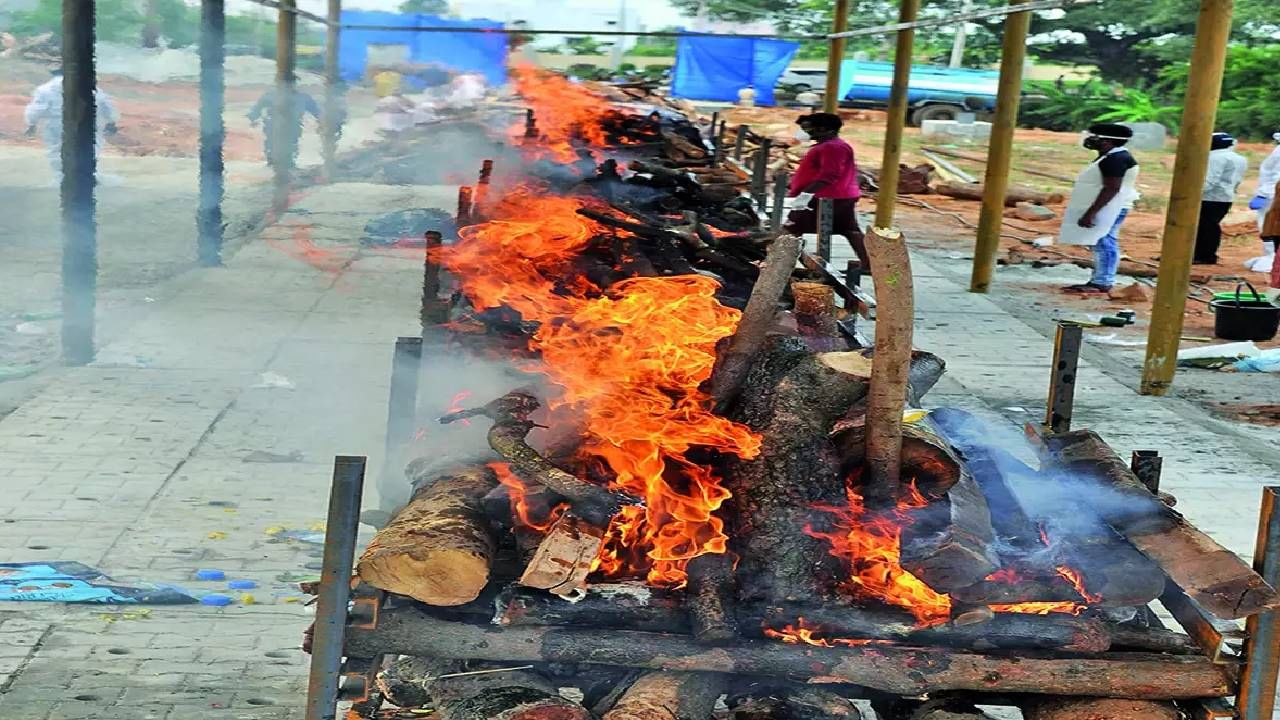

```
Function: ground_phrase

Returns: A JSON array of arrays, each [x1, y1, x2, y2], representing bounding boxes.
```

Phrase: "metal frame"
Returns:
[[1238, 486, 1280, 719], [377, 337, 423, 504], [1044, 322, 1083, 434], [751, 138, 772, 213], [816, 197, 835, 264], [769, 173, 789, 232]]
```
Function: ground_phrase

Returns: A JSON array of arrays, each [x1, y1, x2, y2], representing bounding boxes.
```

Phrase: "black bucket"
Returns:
[[1210, 282, 1280, 341]]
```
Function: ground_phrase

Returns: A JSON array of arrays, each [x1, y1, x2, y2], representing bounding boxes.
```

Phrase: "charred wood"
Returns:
[[686, 553, 739, 644], [602, 671, 727, 720], [357, 466, 498, 606], [348, 607, 1237, 699], [729, 683, 864, 720], [1020, 697, 1179, 720], [898, 468, 1000, 593], [495, 583, 687, 633], [1041, 431, 1175, 535], [376, 657, 592, 720], [518, 512, 606, 598]]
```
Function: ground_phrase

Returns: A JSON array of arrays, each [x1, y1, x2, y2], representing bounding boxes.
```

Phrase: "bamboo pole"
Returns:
[[198, 0, 226, 267], [1140, 0, 1234, 395], [61, 0, 98, 366], [968, 0, 1030, 293], [322, 0, 341, 181], [873, 0, 922, 229], [822, 0, 850, 114], [272, 0, 298, 213]]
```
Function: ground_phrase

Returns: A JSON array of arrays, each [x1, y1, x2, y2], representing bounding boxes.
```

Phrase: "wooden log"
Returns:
[[357, 465, 498, 606], [709, 233, 801, 410], [862, 226, 915, 508], [726, 339, 873, 604], [495, 582, 688, 632], [729, 684, 864, 720], [602, 671, 727, 720], [685, 553, 739, 643], [1021, 698, 1179, 720], [1043, 431, 1280, 619], [934, 181, 1065, 206], [376, 657, 592, 720], [518, 512, 606, 598], [349, 607, 1237, 700], [921, 145, 1075, 183], [1041, 430, 1176, 535], [791, 281, 843, 351]]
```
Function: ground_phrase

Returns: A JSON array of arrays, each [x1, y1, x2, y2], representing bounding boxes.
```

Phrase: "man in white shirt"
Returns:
[[1194, 132, 1249, 265], [23, 68, 119, 184], [1248, 132, 1280, 263]]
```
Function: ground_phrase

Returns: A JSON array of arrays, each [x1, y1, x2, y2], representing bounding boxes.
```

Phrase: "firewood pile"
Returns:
[[313, 72, 1280, 720]]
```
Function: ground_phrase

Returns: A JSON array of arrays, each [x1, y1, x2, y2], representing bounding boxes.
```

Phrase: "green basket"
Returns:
[[1213, 290, 1266, 302]]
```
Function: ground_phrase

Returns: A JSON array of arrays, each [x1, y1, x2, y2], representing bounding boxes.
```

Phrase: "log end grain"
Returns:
[[1021, 698, 1179, 720], [358, 548, 491, 606]]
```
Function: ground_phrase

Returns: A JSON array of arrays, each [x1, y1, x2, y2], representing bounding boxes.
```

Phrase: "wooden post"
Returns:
[[733, 124, 748, 161], [822, 0, 850, 114], [816, 197, 834, 262], [873, 0, 922, 229], [1238, 486, 1280, 720], [198, 0, 226, 267], [61, 0, 97, 366], [272, 0, 298, 214], [322, 0, 341, 181], [1140, 0, 1234, 395], [968, 0, 1030, 293]]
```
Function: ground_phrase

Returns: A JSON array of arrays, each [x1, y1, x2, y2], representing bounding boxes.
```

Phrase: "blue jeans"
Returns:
[[1090, 209, 1129, 288]]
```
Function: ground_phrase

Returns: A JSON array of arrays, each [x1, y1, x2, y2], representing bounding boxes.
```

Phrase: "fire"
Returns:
[[763, 617, 886, 648], [492, 462, 567, 533], [985, 567, 1024, 584], [1055, 565, 1102, 604], [447, 391, 474, 427], [807, 481, 953, 626], [511, 65, 612, 162], [436, 187, 760, 587], [989, 601, 1086, 616]]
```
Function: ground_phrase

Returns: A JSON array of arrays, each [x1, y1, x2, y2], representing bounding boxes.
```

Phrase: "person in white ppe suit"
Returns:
[[1059, 123, 1141, 294], [1193, 132, 1249, 265], [1246, 133, 1280, 271], [23, 68, 119, 184]]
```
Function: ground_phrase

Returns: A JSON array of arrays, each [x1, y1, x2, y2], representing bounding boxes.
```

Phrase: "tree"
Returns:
[[399, 0, 449, 14], [565, 36, 604, 56]]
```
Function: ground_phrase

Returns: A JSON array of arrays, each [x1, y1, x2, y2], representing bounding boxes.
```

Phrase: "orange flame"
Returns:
[[1055, 565, 1102, 604], [511, 65, 612, 162], [492, 462, 567, 533], [990, 601, 1086, 616], [807, 481, 953, 626], [763, 617, 887, 648], [984, 567, 1024, 584], [435, 186, 760, 587], [447, 391, 474, 427]]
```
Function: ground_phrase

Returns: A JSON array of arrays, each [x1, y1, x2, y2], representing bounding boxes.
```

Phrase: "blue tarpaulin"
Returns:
[[671, 36, 799, 106], [337, 11, 509, 87]]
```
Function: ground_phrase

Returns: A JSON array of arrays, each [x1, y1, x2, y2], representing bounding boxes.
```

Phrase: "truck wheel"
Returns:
[[911, 104, 965, 125]]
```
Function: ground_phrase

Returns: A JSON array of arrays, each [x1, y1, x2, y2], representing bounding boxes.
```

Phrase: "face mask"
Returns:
[[1082, 135, 1102, 151], [794, 128, 811, 142]]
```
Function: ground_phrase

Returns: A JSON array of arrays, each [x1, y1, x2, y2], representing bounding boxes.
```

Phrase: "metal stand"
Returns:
[[732, 123, 749, 161], [751, 138, 772, 212], [304, 456, 367, 720], [377, 337, 422, 512], [816, 197, 835, 263], [456, 186, 474, 227], [769, 173, 790, 231], [1131, 450, 1163, 493], [1238, 486, 1280, 720], [1044, 322, 1083, 434]]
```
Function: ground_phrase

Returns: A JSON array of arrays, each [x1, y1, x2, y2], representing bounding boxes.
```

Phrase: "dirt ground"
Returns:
[[722, 105, 1278, 348]]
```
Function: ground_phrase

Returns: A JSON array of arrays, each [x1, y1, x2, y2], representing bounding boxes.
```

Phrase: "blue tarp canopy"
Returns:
[[671, 36, 800, 107], [337, 11, 509, 87]]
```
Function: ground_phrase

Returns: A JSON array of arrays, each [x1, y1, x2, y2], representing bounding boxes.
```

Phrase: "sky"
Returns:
[[225, 0, 690, 30]]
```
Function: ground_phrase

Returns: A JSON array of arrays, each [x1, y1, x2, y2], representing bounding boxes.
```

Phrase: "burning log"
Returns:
[[1020, 698, 1179, 720], [495, 583, 687, 632], [726, 339, 873, 604], [709, 233, 802, 410], [601, 672, 727, 720], [442, 391, 639, 525], [862, 227, 916, 509], [791, 281, 842, 351], [348, 607, 1236, 700], [686, 553, 739, 643], [357, 465, 498, 606], [518, 512, 605, 598], [376, 657, 592, 720], [1041, 431, 1175, 535], [934, 181, 1064, 207], [1043, 430, 1280, 619], [897, 469, 999, 593]]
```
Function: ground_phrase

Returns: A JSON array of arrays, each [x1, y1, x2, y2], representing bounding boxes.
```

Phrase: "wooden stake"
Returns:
[[863, 227, 915, 506], [1141, 0, 1235, 395], [873, 0, 921, 229], [969, 0, 1031, 293], [321, 0, 341, 180], [822, 0, 851, 114], [271, 0, 297, 214]]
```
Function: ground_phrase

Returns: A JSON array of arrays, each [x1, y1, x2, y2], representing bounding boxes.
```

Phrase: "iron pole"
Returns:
[[303, 455, 367, 720], [873, 0, 922, 230], [377, 337, 423, 512], [61, 0, 98, 366], [322, 0, 341, 181], [1238, 486, 1280, 720], [272, 0, 298, 213], [198, 0, 226, 267], [969, 0, 1031, 293], [1140, 0, 1234, 395], [822, 0, 850, 114]]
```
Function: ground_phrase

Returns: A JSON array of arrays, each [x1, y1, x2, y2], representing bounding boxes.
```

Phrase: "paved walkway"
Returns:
[[0, 202, 1277, 719]]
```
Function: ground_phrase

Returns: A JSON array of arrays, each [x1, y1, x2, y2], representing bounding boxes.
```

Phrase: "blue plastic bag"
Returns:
[[1249, 195, 1269, 211], [1234, 348, 1280, 373]]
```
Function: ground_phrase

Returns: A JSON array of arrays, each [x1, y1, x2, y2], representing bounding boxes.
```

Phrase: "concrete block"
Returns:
[[921, 119, 993, 142]]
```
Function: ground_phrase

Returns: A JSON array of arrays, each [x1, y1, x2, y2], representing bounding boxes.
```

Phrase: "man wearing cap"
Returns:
[[23, 67, 119, 185], [1058, 123, 1141, 294], [784, 112, 867, 269], [1194, 132, 1249, 264]]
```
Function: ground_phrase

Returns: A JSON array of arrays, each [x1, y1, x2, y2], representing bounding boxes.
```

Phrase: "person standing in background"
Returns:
[[1263, 176, 1280, 304], [247, 81, 321, 167], [1059, 123, 1141, 294], [1194, 132, 1249, 265], [1248, 132, 1280, 268], [24, 67, 119, 185], [784, 112, 867, 269]]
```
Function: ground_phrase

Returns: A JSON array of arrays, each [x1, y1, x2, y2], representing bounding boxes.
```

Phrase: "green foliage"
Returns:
[[629, 28, 677, 58], [399, 0, 449, 14], [565, 36, 605, 56], [11, 0, 142, 43], [1157, 44, 1280, 140]]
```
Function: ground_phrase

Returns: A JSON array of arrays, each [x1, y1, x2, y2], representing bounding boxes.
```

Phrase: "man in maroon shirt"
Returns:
[[784, 112, 867, 267]]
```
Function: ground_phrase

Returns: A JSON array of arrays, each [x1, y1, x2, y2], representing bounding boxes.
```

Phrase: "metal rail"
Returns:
[[1044, 322, 1083, 434]]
